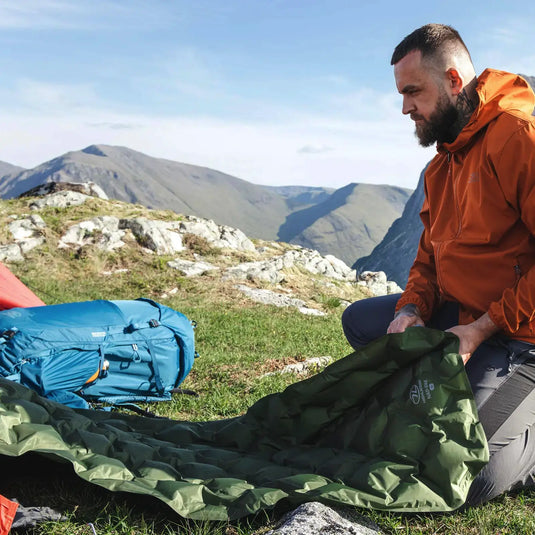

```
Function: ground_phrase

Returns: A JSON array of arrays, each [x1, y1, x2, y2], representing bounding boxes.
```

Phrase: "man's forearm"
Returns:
[[393, 303, 422, 319]]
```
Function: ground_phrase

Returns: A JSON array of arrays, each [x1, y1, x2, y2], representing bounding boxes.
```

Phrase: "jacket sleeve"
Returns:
[[395, 188, 440, 322], [487, 120, 535, 334]]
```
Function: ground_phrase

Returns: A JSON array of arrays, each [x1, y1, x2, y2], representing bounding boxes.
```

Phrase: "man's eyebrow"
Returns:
[[399, 84, 420, 94]]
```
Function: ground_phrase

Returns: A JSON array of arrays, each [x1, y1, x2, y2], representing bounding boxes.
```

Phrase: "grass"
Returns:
[[2, 195, 535, 534]]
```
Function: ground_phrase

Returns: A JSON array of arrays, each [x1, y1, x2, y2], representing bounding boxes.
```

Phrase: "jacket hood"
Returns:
[[442, 69, 535, 153]]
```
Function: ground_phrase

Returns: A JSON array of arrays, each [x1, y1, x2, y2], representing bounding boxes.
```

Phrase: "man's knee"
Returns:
[[342, 294, 400, 349]]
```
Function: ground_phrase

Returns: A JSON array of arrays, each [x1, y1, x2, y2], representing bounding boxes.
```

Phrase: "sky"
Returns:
[[0, 1, 534, 190]]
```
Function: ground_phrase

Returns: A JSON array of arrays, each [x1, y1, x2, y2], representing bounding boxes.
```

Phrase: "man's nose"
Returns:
[[401, 96, 414, 115]]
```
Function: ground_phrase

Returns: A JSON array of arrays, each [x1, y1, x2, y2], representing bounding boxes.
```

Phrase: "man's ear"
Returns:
[[446, 68, 463, 96]]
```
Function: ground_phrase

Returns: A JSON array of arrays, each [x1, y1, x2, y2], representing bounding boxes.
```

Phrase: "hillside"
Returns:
[[0, 186, 530, 535], [0, 144, 410, 265], [0, 160, 24, 177], [354, 167, 426, 285], [279, 182, 411, 265]]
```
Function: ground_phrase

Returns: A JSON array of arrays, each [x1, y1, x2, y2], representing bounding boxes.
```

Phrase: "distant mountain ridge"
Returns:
[[0, 161, 24, 177], [0, 145, 411, 266], [279, 182, 410, 263]]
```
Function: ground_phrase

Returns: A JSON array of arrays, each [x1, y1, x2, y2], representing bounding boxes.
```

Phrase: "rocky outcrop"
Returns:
[[0, 214, 47, 262], [178, 215, 255, 252], [2, 184, 400, 316], [224, 249, 357, 284], [20, 181, 108, 200], [234, 285, 326, 316], [261, 356, 333, 377], [357, 270, 403, 296], [59, 216, 126, 251], [167, 258, 218, 277], [266, 502, 381, 535]]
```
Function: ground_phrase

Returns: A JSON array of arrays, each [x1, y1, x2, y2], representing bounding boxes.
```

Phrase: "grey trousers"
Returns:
[[341, 293, 535, 507]]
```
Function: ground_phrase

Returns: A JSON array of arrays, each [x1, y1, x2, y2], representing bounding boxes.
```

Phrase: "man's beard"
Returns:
[[414, 91, 460, 147]]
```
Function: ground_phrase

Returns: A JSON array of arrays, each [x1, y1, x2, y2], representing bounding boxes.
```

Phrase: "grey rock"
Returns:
[[224, 248, 356, 285], [225, 260, 285, 284], [8, 215, 46, 240], [0, 244, 24, 262], [120, 217, 185, 255], [20, 180, 108, 200], [29, 190, 92, 210], [179, 215, 255, 251], [286, 249, 356, 280], [298, 306, 327, 316], [235, 284, 325, 316], [357, 271, 402, 297], [7, 215, 46, 254], [266, 502, 381, 535], [167, 258, 218, 277], [262, 356, 333, 377], [59, 216, 125, 251]]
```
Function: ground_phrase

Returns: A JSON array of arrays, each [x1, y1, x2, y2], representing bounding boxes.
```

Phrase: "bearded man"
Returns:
[[342, 24, 535, 506]]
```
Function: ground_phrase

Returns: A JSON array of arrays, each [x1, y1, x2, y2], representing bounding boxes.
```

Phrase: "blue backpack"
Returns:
[[0, 298, 197, 410]]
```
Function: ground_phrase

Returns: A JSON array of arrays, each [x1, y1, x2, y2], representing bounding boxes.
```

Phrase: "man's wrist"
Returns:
[[471, 312, 499, 342], [394, 303, 422, 319]]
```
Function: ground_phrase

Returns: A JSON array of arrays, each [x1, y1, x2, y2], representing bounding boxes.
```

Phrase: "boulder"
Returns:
[[261, 356, 333, 377], [0, 244, 24, 262], [235, 285, 326, 316], [179, 215, 255, 251], [167, 258, 218, 277], [7, 215, 46, 255], [224, 248, 356, 284], [20, 181, 108, 200], [29, 190, 93, 210], [266, 502, 381, 535], [357, 271, 402, 297], [120, 217, 184, 255], [59, 216, 125, 251]]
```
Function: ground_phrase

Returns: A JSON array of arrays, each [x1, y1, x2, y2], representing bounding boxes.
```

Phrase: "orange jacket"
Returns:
[[396, 69, 535, 343]]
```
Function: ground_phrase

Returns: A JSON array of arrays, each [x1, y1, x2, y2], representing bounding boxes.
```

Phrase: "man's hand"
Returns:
[[387, 304, 424, 334], [446, 312, 499, 364]]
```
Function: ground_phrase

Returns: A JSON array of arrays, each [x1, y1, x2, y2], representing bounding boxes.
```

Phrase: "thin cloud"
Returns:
[[0, 0, 181, 30], [298, 145, 333, 155], [14, 79, 99, 112], [87, 122, 142, 130]]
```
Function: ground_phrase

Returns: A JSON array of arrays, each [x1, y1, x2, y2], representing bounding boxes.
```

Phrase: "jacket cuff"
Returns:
[[395, 294, 432, 322], [487, 301, 515, 334]]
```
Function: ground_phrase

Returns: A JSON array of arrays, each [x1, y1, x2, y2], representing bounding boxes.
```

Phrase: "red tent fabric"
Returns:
[[0, 495, 18, 535], [0, 266, 42, 534], [0, 263, 45, 310]]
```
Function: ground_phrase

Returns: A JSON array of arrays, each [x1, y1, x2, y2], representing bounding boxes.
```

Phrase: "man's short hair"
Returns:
[[391, 24, 471, 67]]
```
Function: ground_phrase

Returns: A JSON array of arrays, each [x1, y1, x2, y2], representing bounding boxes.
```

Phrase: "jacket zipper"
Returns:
[[450, 152, 463, 238]]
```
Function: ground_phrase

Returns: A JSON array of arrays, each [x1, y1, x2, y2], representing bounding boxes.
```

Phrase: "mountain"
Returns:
[[0, 161, 24, 178], [354, 168, 425, 284], [279, 182, 411, 265], [357, 74, 535, 287], [265, 185, 334, 210], [0, 145, 292, 241], [522, 74, 535, 88], [0, 145, 411, 263]]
